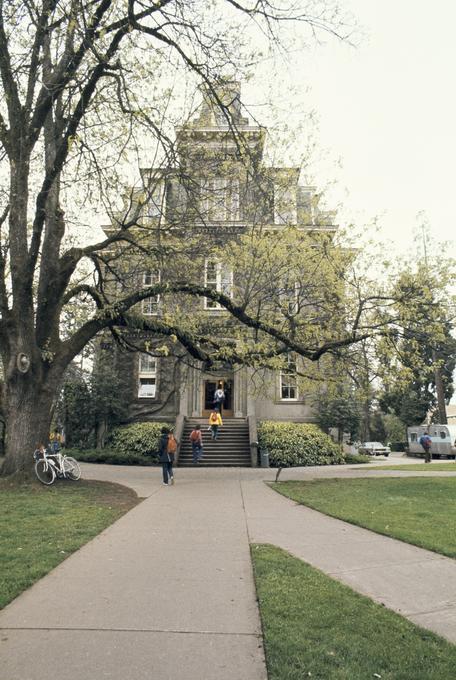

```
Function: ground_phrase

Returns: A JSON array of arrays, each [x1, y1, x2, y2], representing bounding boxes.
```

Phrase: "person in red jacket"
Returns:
[[189, 424, 203, 464]]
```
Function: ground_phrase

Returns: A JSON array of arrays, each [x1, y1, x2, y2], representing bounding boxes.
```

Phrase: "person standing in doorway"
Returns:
[[213, 383, 225, 416], [189, 424, 203, 464], [208, 409, 223, 440], [158, 426, 173, 485], [419, 431, 432, 463]]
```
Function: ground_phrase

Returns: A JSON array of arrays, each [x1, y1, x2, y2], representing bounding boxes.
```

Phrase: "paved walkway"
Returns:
[[2, 458, 456, 679]]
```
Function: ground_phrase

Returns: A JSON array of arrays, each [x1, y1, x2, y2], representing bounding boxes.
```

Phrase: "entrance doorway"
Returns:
[[202, 379, 234, 417]]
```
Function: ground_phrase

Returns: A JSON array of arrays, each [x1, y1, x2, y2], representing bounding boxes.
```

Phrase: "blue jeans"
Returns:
[[162, 462, 173, 483], [211, 425, 219, 440], [192, 443, 203, 463]]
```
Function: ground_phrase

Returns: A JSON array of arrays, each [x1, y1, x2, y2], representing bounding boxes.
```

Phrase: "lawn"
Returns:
[[367, 462, 456, 472], [0, 478, 139, 609], [252, 544, 456, 680], [270, 477, 456, 558]]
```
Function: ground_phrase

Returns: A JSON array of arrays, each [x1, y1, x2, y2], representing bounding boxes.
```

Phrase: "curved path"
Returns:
[[2, 458, 456, 679]]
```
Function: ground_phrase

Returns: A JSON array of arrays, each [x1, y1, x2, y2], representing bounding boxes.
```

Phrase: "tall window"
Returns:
[[281, 281, 300, 316], [280, 354, 298, 401], [138, 354, 157, 398], [141, 271, 160, 316], [204, 260, 233, 309], [145, 183, 163, 218], [200, 178, 240, 221]]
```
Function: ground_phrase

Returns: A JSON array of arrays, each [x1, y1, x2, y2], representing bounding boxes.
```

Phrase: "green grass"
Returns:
[[367, 462, 456, 471], [271, 477, 456, 558], [251, 544, 456, 680], [0, 478, 139, 609]]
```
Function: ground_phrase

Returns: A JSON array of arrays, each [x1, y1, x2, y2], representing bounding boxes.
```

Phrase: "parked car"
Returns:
[[358, 442, 391, 457]]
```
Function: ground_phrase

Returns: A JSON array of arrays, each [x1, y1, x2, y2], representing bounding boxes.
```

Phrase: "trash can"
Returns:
[[260, 448, 270, 468]]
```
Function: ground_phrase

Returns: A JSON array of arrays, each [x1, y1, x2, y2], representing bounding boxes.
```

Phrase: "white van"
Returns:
[[407, 425, 456, 459]]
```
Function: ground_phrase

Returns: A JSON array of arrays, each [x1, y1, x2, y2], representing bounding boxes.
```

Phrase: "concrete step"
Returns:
[[179, 418, 251, 467]]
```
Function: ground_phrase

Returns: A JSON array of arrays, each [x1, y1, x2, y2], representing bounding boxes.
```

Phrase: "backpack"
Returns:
[[420, 435, 431, 450], [190, 430, 201, 443], [167, 434, 177, 454]]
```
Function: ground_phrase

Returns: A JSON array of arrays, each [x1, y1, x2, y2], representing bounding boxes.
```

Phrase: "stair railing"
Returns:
[[247, 414, 259, 467], [174, 414, 186, 466]]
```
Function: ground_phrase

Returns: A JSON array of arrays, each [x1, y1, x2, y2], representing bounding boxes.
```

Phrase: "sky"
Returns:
[[245, 0, 456, 259]]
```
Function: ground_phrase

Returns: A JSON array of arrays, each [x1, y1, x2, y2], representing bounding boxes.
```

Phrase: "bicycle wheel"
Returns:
[[63, 456, 81, 481], [35, 459, 55, 485]]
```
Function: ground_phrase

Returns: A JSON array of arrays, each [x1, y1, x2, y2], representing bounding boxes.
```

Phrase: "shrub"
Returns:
[[66, 448, 156, 466], [343, 452, 371, 465], [258, 422, 344, 468], [107, 422, 171, 457]]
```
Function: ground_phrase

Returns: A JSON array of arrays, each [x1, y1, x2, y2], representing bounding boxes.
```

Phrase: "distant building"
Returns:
[[100, 81, 337, 424]]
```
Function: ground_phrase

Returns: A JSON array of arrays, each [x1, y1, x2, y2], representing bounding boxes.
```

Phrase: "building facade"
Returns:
[[101, 81, 337, 424]]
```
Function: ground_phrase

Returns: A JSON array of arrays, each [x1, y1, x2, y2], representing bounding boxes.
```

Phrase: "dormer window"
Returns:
[[145, 183, 164, 219], [200, 178, 240, 221]]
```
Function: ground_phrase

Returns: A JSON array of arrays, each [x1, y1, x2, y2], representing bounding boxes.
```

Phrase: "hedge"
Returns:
[[258, 421, 344, 467], [66, 448, 157, 466], [343, 452, 371, 465], [107, 422, 171, 457]]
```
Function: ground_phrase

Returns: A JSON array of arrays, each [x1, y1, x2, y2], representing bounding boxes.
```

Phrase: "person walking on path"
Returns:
[[158, 426, 174, 485], [166, 429, 177, 484], [190, 424, 203, 464], [208, 409, 222, 440], [213, 383, 225, 416], [419, 431, 432, 463]]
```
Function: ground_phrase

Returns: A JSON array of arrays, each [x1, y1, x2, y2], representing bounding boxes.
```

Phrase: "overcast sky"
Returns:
[[246, 0, 456, 259]]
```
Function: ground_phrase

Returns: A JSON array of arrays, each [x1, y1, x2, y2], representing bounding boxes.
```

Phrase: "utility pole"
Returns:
[[422, 225, 447, 424]]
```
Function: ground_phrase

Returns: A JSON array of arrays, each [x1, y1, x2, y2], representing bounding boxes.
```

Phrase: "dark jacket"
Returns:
[[158, 433, 171, 463]]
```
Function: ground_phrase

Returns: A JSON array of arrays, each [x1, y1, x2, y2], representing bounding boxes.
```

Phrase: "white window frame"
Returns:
[[145, 183, 164, 219], [200, 177, 240, 221], [138, 354, 157, 398], [141, 270, 160, 316], [281, 281, 300, 316], [280, 354, 298, 401], [204, 259, 233, 309]]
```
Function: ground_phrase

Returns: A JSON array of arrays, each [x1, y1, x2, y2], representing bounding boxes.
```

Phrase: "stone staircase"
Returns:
[[178, 418, 251, 467]]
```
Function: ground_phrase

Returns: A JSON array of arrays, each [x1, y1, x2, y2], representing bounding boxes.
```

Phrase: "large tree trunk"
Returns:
[[1, 380, 55, 477]]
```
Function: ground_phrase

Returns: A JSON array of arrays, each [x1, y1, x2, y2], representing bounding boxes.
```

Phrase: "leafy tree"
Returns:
[[382, 413, 407, 443], [90, 347, 129, 447], [378, 262, 456, 426], [0, 1, 438, 478], [0, 0, 357, 475], [316, 392, 361, 444], [58, 366, 94, 448]]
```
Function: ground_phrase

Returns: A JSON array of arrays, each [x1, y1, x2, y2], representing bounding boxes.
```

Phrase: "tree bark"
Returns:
[[1, 379, 55, 476]]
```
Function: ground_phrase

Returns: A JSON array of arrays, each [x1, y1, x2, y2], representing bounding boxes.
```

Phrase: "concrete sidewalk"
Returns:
[[2, 463, 456, 679], [0, 470, 266, 680]]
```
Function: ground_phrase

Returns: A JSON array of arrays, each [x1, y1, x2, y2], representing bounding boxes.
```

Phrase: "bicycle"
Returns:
[[34, 447, 81, 485]]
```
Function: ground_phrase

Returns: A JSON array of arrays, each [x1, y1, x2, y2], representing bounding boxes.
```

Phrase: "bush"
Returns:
[[258, 422, 344, 468], [343, 452, 371, 465], [107, 422, 171, 457], [65, 448, 157, 466]]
